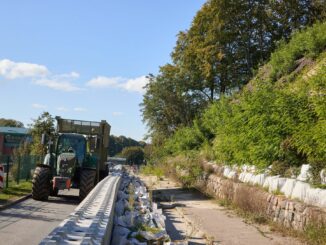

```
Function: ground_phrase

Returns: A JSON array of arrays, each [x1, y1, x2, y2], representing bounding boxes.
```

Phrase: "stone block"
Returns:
[[283, 219, 291, 228], [273, 197, 278, 206], [279, 200, 287, 209], [295, 203, 305, 213], [288, 202, 295, 211]]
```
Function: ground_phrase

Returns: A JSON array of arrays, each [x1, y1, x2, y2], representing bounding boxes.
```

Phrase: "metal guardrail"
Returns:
[[40, 174, 121, 244]]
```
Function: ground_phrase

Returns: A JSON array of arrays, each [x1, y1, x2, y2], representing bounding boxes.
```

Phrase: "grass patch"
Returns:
[[217, 198, 232, 207], [311, 183, 326, 189], [233, 207, 268, 225], [0, 180, 32, 203], [140, 164, 164, 178], [304, 224, 326, 245], [272, 188, 284, 196]]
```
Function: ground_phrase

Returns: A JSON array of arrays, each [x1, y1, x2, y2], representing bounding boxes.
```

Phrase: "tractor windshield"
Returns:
[[57, 134, 86, 164]]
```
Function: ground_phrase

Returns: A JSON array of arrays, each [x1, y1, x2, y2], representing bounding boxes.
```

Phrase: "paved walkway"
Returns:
[[141, 175, 303, 245]]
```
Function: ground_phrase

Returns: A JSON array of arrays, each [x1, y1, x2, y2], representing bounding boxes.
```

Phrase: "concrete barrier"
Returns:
[[40, 174, 121, 244]]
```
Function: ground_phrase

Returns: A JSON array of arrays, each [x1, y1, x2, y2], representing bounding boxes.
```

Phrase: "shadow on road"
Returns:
[[153, 187, 211, 203], [0, 190, 80, 230], [47, 193, 80, 205], [153, 187, 209, 245]]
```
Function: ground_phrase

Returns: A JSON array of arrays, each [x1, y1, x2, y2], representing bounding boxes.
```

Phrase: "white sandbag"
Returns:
[[227, 170, 237, 179], [263, 176, 272, 188], [252, 174, 266, 186], [239, 172, 246, 182], [319, 190, 326, 208], [244, 173, 254, 183], [297, 164, 311, 182], [291, 181, 310, 201], [248, 174, 257, 185], [320, 169, 326, 185], [304, 187, 324, 206], [241, 165, 250, 172], [249, 165, 256, 173], [269, 177, 287, 192], [280, 178, 297, 197], [223, 166, 231, 178]]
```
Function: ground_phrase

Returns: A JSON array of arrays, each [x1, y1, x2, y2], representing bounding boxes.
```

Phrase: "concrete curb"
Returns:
[[0, 193, 32, 211], [175, 206, 207, 240]]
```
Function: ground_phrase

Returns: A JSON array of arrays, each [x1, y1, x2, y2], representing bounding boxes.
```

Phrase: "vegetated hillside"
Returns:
[[108, 135, 146, 157], [163, 22, 326, 183]]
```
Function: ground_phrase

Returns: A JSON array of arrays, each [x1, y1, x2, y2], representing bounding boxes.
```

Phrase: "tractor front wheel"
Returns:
[[79, 169, 96, 200], [32, 166, 51, 201]]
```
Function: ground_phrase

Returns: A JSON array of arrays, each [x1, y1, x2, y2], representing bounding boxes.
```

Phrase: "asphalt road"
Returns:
[[0, 189, 80, 245]]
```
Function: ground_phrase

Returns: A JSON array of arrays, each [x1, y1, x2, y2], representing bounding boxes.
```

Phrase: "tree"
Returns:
[[141, 65, 207, 138], [108, 135, 145, 157], [29, 112, 55, 155], [120, 146, 144, 165], [0, 118, 24, 127], [142, 0, 326, 145]]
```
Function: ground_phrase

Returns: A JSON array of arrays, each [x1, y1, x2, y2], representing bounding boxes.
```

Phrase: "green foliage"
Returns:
[[164, 126, 202, 155], [140, 164, 164, 178], [0, 118, 24, 127], [141, 65, 204, 138], [0, 181, 32, 201], [168, 154, 204, 187], [29, 112, 55, 156], [141, 2, 326, 186], [269, 22, 326, 81], [120, 146, 144, 165], [304, 224, 326, 245], [108, 135, 145, 157]]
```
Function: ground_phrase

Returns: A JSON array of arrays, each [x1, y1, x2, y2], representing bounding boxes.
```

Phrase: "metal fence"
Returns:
[[0, 154, 42, 187]]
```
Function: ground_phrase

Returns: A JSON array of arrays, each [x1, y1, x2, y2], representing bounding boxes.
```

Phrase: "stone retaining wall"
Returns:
[[197, 163, 326, 231]]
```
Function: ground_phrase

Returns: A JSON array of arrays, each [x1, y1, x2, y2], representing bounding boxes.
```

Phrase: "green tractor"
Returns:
[[32, 116, 111, 201]]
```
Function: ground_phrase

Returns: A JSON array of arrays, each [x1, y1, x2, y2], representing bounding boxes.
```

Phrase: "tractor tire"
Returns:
[[79, 169, 96, 200], [32, 166, 51, 201]]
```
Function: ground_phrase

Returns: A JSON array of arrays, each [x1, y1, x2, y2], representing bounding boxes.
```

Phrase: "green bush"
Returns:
[[149, 22, 326, 185], [269, 22, 326, 81]]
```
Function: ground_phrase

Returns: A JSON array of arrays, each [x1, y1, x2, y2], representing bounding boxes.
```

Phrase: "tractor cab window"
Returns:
[[57, 135, 86, 164]]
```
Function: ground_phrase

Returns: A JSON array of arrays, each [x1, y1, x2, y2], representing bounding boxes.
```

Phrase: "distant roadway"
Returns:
[[0, 189, 79, 245]]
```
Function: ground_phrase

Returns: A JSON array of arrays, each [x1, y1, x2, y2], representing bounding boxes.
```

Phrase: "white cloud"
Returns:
[[32, 103, 47, 109], [86, 75, 149, 93], [121, 76, 148, 93], [56, 71, 80, 79], [0, 59, 82, 92], [34, 77, 83, 92], [74, 107, 87, 112], [56, 107, 69, 111], [86, 76, 122, 87], [0, 59, 48, 79], [112, 111, 124, 117]]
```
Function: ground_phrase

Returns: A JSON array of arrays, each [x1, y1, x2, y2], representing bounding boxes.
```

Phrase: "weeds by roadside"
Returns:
[[214, 194, 326, 245], [140, 164, 164, 179], [0, 180, 32, 203]]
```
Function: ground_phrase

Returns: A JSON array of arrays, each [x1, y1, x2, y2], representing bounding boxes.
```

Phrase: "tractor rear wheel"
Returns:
[[32, 166, 51, 201], [79, 169, 96, 200]]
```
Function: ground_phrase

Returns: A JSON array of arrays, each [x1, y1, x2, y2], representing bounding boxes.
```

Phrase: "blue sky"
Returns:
[[0, 0, 206, 140]]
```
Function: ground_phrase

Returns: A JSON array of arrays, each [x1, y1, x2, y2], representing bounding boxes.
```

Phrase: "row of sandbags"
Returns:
[[218, 164, 326, 209], [112, 174, 170, 245]]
